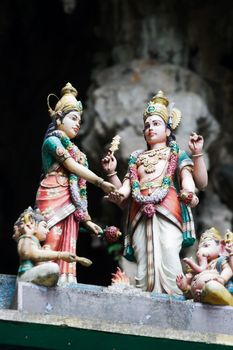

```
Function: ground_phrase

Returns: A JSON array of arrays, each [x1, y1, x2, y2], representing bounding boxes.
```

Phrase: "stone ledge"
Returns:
[[12, 280, 233, 338]]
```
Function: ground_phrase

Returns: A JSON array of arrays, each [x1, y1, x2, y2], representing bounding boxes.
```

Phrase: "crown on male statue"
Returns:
[[199, 227, 222, 244], [47, 82, 83, 117], [143, 90, 181, 130]]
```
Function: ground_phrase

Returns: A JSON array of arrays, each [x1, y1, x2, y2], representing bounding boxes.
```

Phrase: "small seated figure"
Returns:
[[221, 229, 233, 293], [13, 207, 92, 287], [176, 227, 233, 306]]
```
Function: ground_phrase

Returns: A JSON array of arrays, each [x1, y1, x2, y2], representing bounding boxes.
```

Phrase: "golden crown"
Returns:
[[47, 82, 83, 117], [143, 90, 181, 130], [199, 227, 222, 244]]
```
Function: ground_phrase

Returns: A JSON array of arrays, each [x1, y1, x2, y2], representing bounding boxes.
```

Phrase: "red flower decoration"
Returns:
[[142, 203, 156, 218], [103, 226, 122, 243], [73, 209, 86, 222]]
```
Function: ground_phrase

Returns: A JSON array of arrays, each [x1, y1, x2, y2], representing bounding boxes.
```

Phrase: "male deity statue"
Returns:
[[102, 91, 207, 294]]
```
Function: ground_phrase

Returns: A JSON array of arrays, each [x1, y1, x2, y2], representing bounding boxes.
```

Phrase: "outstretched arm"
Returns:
[[18, 238, 77, 263], [63, 157, 116, 194]]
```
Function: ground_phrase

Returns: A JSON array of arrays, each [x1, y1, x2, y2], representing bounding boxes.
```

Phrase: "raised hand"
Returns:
[[101, 151, 117, 175], [189, 132, 204, 154]]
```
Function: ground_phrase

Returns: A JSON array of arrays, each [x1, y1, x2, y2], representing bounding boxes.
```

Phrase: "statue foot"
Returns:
[[32, 273, 59, 287], [57, 273, 78, 286]]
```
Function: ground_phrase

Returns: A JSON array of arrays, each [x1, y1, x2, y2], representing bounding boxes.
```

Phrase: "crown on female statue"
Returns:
[[143, 90, 181, 130], [47, 82, 83, 117], [224, 229, 233, 243], [199, 227, 222, 244]]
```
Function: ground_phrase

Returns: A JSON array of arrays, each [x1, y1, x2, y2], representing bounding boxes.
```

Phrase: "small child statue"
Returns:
[[13, 207, 92, 287]]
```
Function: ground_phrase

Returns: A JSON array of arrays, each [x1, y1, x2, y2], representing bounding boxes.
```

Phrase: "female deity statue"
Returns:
[[35, 82, 116, 285], [102, 90, 207, 295]]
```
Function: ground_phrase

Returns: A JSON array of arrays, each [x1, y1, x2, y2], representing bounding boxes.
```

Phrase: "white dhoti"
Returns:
[[121, 213, 183, 295]]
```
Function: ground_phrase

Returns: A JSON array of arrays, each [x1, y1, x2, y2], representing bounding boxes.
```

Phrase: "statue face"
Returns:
[[144, 115, 170, 146], [197, 239, 220, 261], [58, 111, 81, 139], [35, 220, 49, 242]]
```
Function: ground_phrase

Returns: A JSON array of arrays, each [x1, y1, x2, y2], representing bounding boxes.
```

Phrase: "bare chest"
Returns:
[[136, 148, 170, 183]]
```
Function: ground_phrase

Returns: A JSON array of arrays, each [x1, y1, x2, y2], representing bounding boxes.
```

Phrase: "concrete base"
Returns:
[[1, 274, 233, 349], [12, 280, 233, 337]]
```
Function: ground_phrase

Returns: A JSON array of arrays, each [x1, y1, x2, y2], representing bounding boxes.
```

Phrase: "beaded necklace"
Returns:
[[49, 130, 88, 219], [129, 141, 179, 205]]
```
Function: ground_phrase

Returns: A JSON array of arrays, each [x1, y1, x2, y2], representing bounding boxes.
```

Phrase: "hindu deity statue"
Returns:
[[13, 207, 92, 287], [176, 227, 233, 305], [35, 82, 116, 285], [102, 90, 207, 294]]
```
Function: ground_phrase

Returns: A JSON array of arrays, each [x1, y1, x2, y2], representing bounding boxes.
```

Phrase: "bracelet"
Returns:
[[192, 153, 203, 158], [57, 251, 61, 259], [95, 177, 104, 188], [107, 171, 117, 177]]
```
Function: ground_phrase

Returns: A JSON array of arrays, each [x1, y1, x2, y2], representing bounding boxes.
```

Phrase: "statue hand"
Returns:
[[76, 256, 92, 267], [189, 132, 204, 154], [176, 274, 189, 291], [189, 194, 199, 208], [182, 257, 193, 267], [101, 151, 117, 174], [105, 190, 125, 205], [101, 181, 116, 194], [60, 252, 77, 263], [84, 220, 103, 235]]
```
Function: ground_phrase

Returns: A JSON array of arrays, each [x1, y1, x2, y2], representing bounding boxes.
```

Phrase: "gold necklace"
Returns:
[[138, 146, 169, 174]]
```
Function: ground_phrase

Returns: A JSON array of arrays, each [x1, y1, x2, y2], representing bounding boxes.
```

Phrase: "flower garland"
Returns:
[[129, 141, 179, 208], [49, 130, 88, 221]]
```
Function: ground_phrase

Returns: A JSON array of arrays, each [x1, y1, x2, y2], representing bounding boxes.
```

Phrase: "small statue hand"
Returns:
[[101, 151, 117, 174], [75, 256, 92, 267], [84, 220, 103, 235], [182, 257, 193, 267], [189, 132, 204, 154], [176, 274, 189, 291]]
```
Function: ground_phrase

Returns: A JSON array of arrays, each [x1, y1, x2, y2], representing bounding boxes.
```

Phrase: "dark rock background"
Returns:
[[0, 0, 232, 284]]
